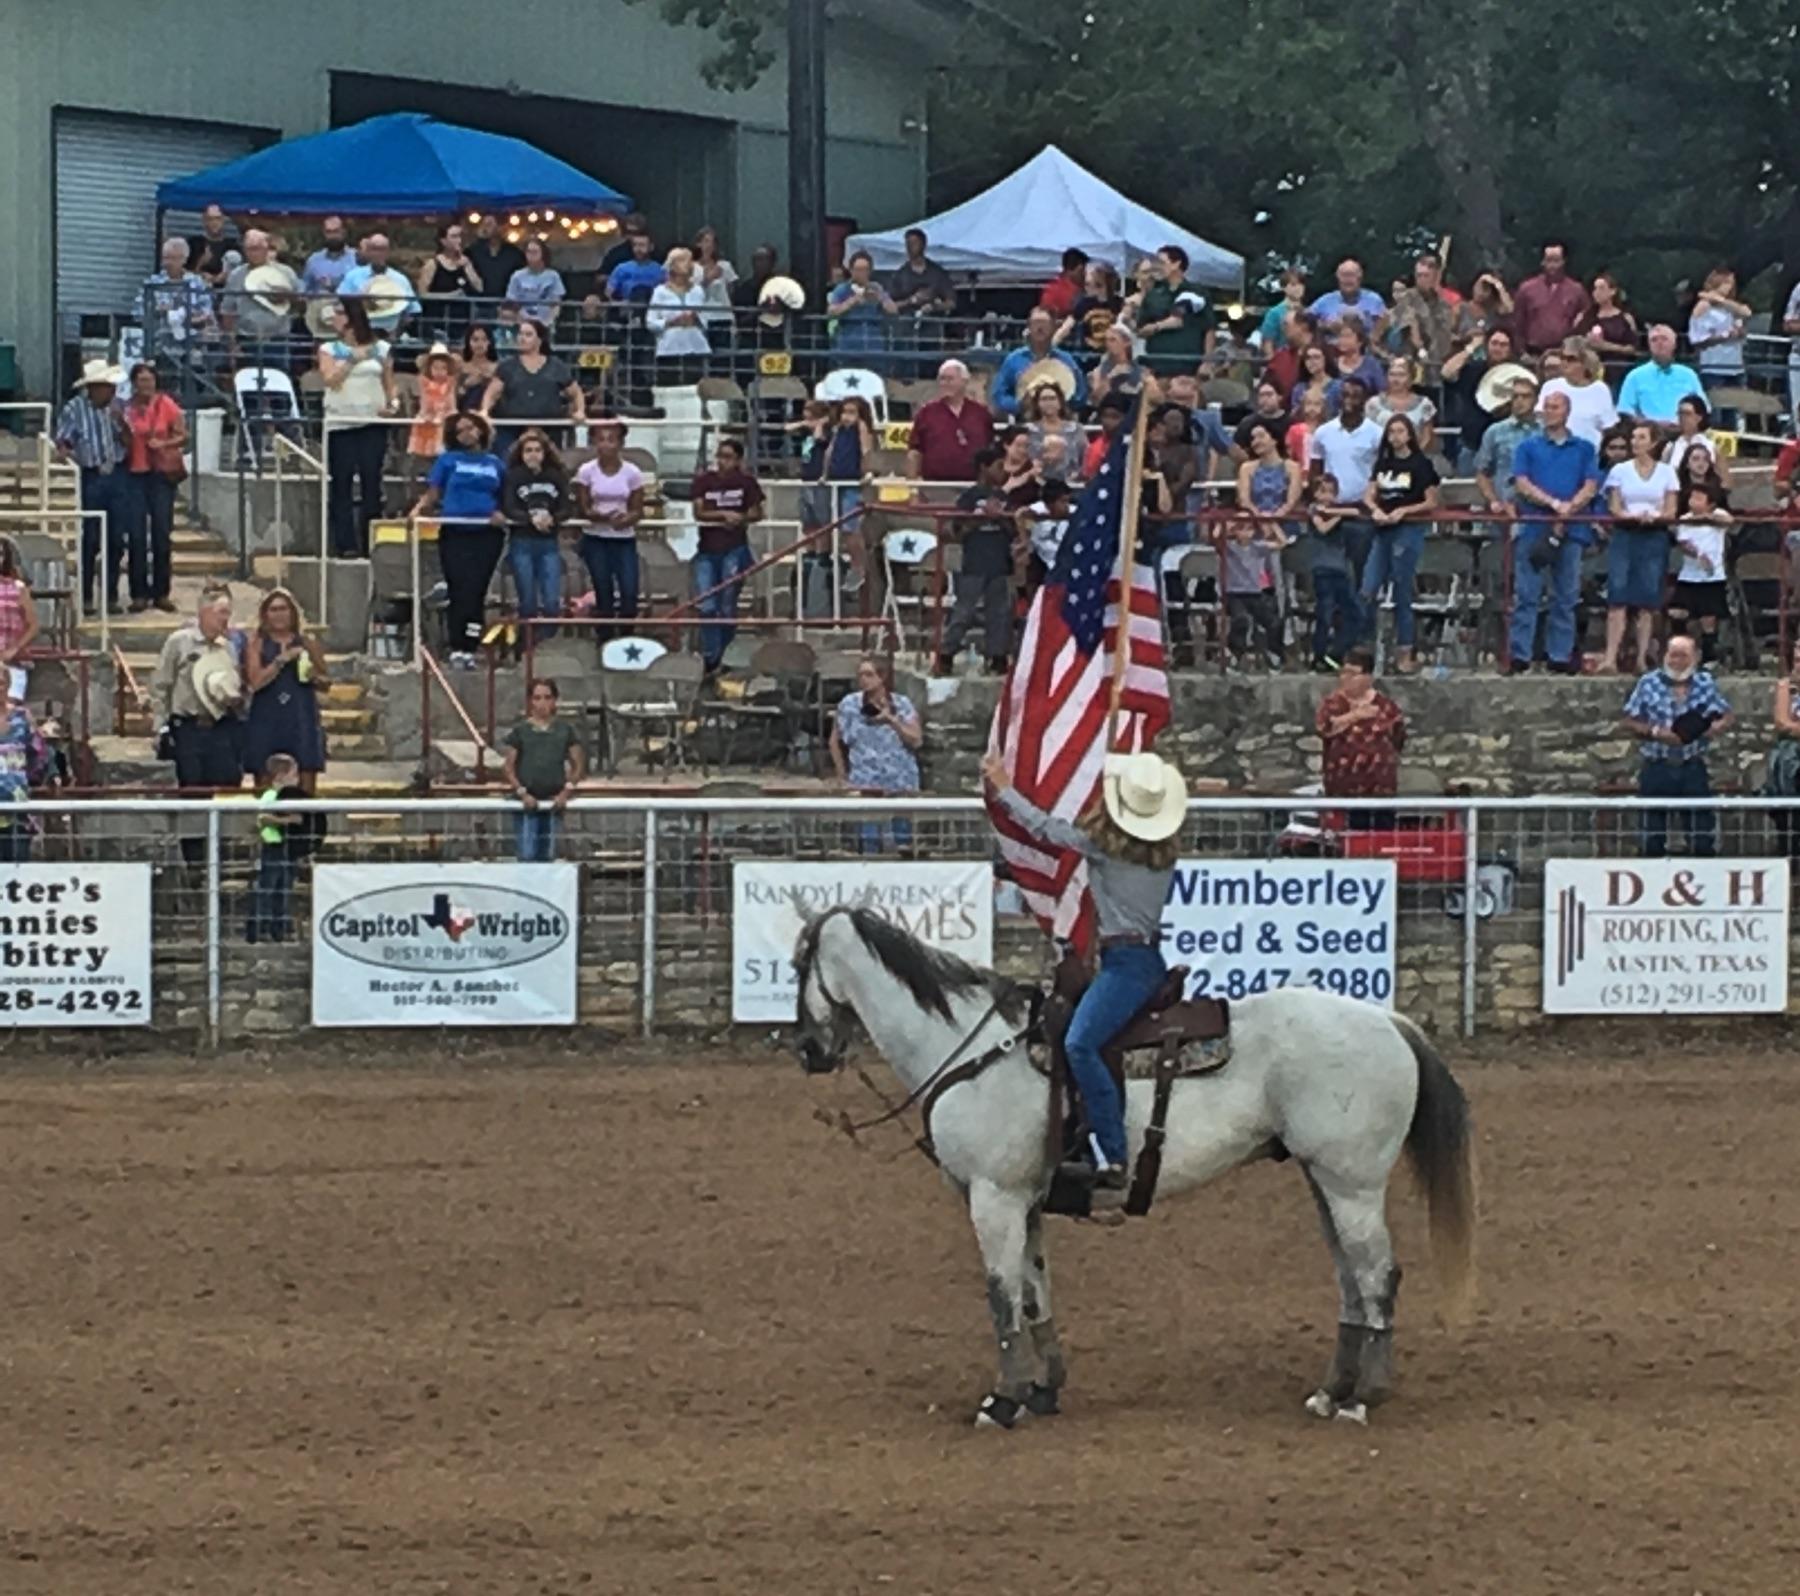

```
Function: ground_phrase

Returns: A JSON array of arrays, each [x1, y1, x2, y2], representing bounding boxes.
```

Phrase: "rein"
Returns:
[[838, 996, 1012, 1138]]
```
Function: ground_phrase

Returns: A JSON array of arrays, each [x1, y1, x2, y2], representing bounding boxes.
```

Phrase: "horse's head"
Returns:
[[792, 906, 856, 1075]]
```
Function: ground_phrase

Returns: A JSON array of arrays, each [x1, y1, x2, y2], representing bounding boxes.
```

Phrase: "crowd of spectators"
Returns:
[[104, 209, 1800, 691]]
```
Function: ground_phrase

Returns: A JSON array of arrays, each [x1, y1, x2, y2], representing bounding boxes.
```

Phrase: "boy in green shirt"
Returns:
[[246, 752, 300, 943]]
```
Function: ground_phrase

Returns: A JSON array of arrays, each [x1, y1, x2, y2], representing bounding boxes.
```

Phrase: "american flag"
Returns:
[[986, 401, 1171, 952]]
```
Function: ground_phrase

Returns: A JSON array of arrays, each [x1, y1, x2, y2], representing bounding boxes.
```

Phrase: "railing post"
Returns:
[[640, 809, 659, 1038], [206, 806, 223, 1046], [1461, 807, 1480, 1039]]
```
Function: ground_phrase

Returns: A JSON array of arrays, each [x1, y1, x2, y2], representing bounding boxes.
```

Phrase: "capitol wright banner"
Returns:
[[1543, 858, 1790, 1014], [733, 861, 994, 1022], [312, 864, 580, 1027], [0, 864, 152, 1026]]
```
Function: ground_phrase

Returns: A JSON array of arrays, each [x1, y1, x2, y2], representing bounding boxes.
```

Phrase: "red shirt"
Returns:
[[1262, 345, 1302, 401], [691, 468, 765, 554], [1316, 689, 1406, 797], [1776, 440, 1800, 495], [123, 393, 183, 474], [908, 397, 993, 482], [1512, 274, 1592, 353], [1038, 274, 1082, 318]]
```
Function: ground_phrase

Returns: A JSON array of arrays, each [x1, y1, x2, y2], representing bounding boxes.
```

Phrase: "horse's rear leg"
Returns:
[[1021, 1206, 1065, 1416], [968, 1179, 1036, 1429], [1301, 1167, 1402, 1421]]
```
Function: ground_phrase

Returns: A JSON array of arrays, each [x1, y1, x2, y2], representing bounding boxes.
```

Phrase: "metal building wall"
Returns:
[[0, 0, 928, 393]]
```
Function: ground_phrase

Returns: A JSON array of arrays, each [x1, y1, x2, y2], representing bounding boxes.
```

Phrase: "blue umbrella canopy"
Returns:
[[157, 112, 630, 216]]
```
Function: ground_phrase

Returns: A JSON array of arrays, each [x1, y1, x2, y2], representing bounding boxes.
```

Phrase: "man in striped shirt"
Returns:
[[53, 361, 132, 614]]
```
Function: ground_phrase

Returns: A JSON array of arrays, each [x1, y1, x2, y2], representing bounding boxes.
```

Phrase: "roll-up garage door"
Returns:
[[53, 111, 263, 323]]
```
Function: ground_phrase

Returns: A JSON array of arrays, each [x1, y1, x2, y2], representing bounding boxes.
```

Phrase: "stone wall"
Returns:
[[913, 672, 1779, 798]]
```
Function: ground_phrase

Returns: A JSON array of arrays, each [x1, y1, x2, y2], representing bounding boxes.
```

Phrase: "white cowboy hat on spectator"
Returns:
[[1101, 751, 1188, 842], [191, 647, 244, 719], [757, 275, 806, 327], [1018, 357, 1078, 404], [305, 296, 343, 338], [354, 271, 412, 326], [243, 263, 299, 315], [1475, 361, 1537, 414], [73, 358, 125, 389]]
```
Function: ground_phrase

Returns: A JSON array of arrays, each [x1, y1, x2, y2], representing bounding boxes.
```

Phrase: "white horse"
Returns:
[[793, 904, 1477, 1428]]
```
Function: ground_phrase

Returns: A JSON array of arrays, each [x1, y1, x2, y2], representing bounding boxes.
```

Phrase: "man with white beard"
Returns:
[[1620, 632, 1734, 859]]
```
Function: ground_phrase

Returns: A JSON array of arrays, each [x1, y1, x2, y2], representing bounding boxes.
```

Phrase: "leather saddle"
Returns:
[[1034, 950, 1233, 1220], [1044, 952, 1230, 1083]]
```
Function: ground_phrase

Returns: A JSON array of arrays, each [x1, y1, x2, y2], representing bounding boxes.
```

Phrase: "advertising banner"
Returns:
[[312, 864, 580, 1027], [0, 864, 153, 1026], [1159, 858, 1399, 1007], [733, 861, 994, 1022], [1543, 858, 1789, 1014]]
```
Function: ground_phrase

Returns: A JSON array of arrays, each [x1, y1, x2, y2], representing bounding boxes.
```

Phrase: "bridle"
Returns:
[[804, 953, 1026, 1158]]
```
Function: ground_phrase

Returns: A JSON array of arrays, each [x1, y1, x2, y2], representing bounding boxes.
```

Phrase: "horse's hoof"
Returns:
[[1024, 1382, 1061, 1417], [974, 1393, 1025, 1430], [1333, 1401, 1369, 1426], [1304, 1389, 1336, 1420]]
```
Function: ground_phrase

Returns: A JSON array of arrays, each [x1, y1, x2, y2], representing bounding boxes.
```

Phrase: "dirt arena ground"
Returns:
[[2, 1043, 1798, 1595]]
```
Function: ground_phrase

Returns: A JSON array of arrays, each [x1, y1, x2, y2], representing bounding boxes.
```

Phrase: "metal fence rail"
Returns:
[[5, 793, 1799, 1045]]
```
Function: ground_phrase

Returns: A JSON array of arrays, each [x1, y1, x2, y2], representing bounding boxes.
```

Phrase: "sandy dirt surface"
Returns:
[[2, 1046, 1798, 1594]]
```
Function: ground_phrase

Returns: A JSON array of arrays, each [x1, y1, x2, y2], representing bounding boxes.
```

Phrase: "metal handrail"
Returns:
[[110, 642, 152, 736], [419, 642, 494, 779]]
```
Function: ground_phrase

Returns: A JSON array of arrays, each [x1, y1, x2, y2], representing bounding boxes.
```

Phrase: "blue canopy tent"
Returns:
[[156, 111, 630, 215]]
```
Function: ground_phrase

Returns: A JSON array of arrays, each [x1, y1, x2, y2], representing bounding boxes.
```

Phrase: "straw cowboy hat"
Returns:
[[1101, 751, 1188, 843], [191, 646, 244, 719], [354, 270, 413, 326], [73, 358, 125, 389], [1475, 361, 1537, 414], [243, 262, 299, 315], [1017, 357, 1078, 404]]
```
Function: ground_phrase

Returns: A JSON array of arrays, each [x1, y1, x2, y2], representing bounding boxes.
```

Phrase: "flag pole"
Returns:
[[1106, 391, 1153, 749]]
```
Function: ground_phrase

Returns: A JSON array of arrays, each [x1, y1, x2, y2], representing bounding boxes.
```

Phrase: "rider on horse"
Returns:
[[982, 749, 1188, 1188]]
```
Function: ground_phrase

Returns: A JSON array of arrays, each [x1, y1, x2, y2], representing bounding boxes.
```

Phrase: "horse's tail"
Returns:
[[1393, 1015, 1478, 1323]]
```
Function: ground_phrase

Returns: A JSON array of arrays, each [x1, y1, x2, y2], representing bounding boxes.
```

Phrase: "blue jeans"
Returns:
[[856, 817, 914, 854], [694, 543, 753, 666], [246, 851, 296, 942], [1361, 524, 1426, 647], [79, 468, 128, 610], [1337, 517, 1375, 589], [1509, 530, 1585, 665], [508, 534, 562, 638], [1064, 942, 1165, 1166], [515, 808, 561, 861], [581, 537, 639, 625], [1639, 758, 1714, 858], [1311, 566, 1358, 661]]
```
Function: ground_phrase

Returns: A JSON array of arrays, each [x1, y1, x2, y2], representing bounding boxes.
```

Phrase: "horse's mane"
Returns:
[[795, 905, 1027, 1025]]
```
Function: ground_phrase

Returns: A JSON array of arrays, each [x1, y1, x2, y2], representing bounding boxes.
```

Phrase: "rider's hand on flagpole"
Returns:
[[980, 751, 1010, 792]]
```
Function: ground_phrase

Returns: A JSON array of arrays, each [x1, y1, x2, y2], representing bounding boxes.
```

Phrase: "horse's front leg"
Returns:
[[1021, 1204, 1066, 1416], [968, 1178, 1036, 1429]]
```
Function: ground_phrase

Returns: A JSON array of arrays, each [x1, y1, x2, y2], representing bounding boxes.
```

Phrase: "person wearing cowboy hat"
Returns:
[[54, 359, 133, 615], [982, 747, 1189, 1188]]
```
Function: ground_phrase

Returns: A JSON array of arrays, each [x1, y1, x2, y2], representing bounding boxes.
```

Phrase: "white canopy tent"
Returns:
[[846, 145, 1243, 293]]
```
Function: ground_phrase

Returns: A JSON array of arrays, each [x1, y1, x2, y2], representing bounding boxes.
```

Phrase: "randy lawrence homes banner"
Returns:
[[0, 864, 152, 1026], [1544, 858, 1790, 1015], [733, 861, 995, 1022], [1160, 859, 1399, 1007], [312, 864, 580, 1026]]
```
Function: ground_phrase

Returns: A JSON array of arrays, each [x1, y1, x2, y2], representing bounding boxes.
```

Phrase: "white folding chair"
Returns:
[[814, 368, 889, 428], [881, 528, 946, 654], [232, 366, 303, 469], [600, 635, 668, 671]]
